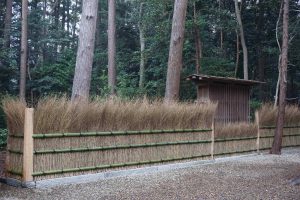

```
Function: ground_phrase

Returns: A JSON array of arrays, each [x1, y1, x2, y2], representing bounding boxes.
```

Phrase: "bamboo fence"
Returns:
[[4, 109, 300, 182]]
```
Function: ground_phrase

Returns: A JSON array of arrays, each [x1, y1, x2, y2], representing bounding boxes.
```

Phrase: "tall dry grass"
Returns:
[[215, 122, 257, 139], [2, 97, 217, 134], [2, 98, 26, 135], [258, 103, 300, 126]]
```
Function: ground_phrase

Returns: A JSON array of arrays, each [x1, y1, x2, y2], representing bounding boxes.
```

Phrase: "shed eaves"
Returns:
[[186, 74, 264, 86]]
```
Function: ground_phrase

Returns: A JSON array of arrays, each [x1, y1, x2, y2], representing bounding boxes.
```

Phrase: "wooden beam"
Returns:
[[23, 108, 34, 182]]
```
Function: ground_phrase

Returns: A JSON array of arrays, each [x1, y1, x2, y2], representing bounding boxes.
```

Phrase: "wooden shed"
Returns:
[[186, 74, 261, 124]]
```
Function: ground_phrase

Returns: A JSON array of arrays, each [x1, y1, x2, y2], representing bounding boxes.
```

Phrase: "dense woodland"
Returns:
[[0, 0, 300, 128]]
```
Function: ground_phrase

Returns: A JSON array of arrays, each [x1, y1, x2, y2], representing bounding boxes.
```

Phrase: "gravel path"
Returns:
[[0, 148, 300, 200]]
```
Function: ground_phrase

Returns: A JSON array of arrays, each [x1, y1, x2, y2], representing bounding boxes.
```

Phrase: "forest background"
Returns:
[[0, 0, 300, 129]]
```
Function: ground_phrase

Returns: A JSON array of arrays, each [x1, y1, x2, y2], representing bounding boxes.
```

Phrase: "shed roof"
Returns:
[[186, 74, 263, 86]]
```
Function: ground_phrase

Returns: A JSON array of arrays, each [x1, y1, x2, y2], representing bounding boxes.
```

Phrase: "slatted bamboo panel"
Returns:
[[6, 136, 23, 180], [259, 127, 300, 150], [32, 130, 212, 181]]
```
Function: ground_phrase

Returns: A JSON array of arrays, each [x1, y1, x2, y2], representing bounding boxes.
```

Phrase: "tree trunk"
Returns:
[[3, 0, 13, 49], [256, 2, 265, 100], [71, 0, 98, 101], [164, 0, 188, 102], [219, 0, 223, 50], [270, 0, 289, 155], [234, 0, 248, 80], [274, 0, 283, 106], [39, 0, 47, 65], [139, 2, 146, 89], [54, 0, 61, 57], [67, 0, 70, 33], [95, 0, 101, 71], [193, 2, 202, 74], [258, 53, 266, 100], [72, 0, 78, 40], [95, 0, 101, 50], [20, 0, 28, 102], [62, 0, 66, 51], [108, 0, 117, 95], [235, 29, 240, 78]]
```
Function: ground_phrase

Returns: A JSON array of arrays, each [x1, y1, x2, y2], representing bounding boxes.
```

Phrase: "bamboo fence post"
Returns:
[[255, 111, 260, 153], [23, 108, 34, 182], [211, 119, 215, 159]]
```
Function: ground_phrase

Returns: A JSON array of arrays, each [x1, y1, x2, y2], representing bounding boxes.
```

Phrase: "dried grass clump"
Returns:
[[215, 122, 257, 139], [258, 103, 300, 126], [2, 98, 26, 135], [3, 97, 217, 134]]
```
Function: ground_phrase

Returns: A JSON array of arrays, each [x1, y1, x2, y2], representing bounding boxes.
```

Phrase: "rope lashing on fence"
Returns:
[[8, 128, 213, 138], [260, 134, 300, 139], [32, 128, 213, 138], [260, 125, 300, 129], [33, 140, 212, 154]]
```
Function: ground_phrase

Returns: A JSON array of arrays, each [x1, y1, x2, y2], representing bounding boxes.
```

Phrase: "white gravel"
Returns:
[[0, 148, 300, 200]]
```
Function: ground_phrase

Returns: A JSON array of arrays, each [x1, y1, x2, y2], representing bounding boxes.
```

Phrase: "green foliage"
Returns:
[[250, 100, 263, 121], [29, 49, 76, 96], [0, 0, 300, 124], [0, 129, 7, 149], [201, 57, 235, 77]]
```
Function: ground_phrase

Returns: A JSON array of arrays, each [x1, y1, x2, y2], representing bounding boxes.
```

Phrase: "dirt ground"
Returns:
[[0, 148, 300, 200]]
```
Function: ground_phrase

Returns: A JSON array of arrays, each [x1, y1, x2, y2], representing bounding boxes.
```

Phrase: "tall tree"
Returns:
[[3, 0, 13, 49], [108, 0, 117, 95], [193, 2, 202, 74], [234, 0, 248, 80], [219, 0, 223, 50], [20, 0, 28, 102], [71, 0, 99, 101], [138, 2, 146, 89], [235, 29, 240, 77], [164, 0, 188, 102], [274, 1, 284, 106], [270, 0, 289, 155]]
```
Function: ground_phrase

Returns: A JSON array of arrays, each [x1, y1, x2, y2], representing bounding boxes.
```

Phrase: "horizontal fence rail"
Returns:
[[260, 125, 300, 129], [32, 129, 212, 138], [33, 140, 212, 154]]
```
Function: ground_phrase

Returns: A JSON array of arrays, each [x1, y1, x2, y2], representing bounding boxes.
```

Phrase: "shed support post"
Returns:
[[211, 119, 215, 159], [23, 108, 34, 182], [255, 111, 260, 153]]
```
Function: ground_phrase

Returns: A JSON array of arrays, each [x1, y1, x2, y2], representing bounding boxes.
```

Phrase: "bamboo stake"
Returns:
[[211, 119, 215, 159], [255, 111, 260, 153], [23, 108, 34, 182]]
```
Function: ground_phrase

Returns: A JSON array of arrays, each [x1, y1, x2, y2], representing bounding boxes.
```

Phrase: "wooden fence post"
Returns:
[[255, 111, 260, 153], [23, 108, 34, 182], [211, 119, 215, 159]]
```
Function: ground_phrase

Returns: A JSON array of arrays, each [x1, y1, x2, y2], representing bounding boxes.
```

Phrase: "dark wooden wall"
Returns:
[[198, 83, 250, 124]]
